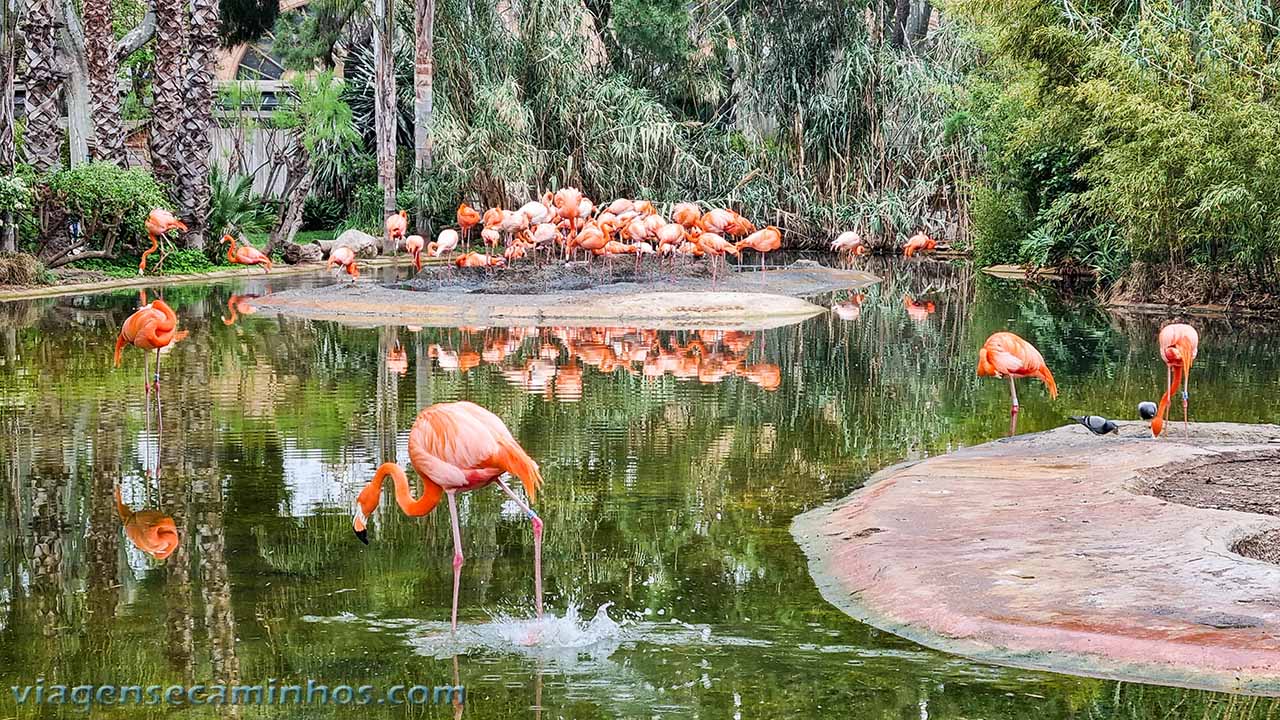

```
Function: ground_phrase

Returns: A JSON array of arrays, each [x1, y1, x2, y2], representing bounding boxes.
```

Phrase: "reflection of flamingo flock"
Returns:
[[396, 326, 782, 400]]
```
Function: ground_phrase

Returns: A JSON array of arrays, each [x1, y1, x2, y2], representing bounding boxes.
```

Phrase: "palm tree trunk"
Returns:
[[907, 0, 932, 48], [149, 0, 186, 196], [0, 0, 16, 252], [413, 0, 434, 229], [176, 0, 220, 250], [373, 0, 397, 254], [19, 0, 67, 174], [82, 0, 125, 164], [267, 142, 312, 252]]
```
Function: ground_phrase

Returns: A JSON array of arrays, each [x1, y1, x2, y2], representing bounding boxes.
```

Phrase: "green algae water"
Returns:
[[1, 260, 1278, 719]]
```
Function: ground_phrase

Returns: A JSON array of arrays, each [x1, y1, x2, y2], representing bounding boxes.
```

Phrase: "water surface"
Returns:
[[1, 261, 1278, 718]]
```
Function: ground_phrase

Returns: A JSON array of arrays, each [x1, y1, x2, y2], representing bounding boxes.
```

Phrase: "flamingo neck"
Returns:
[[367, 462, 441, 518]]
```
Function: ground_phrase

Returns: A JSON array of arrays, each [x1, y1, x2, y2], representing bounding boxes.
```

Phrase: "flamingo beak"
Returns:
[[353, 501, 369, 545]]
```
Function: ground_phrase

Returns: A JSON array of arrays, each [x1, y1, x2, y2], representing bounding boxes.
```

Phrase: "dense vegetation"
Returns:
[[3, 0, 1280, 295], [952, 0, 1280, 288]]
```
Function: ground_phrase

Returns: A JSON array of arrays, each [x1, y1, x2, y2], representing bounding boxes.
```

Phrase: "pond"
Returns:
[[1, 260, 1278, 718]]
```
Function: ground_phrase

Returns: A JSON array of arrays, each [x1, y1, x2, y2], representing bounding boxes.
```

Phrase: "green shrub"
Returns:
[[41, 163, 170, 257], [208, 166, 275, 240], [970, 184, 1025, 266], [302, 195, 344, 230]]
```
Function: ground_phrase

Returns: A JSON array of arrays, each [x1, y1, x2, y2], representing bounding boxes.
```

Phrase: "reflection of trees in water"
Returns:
[[85, 401, 121, 649]]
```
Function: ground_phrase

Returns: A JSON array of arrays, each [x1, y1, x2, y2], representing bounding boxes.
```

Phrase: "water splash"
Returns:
[[407, 602, 625, 661]]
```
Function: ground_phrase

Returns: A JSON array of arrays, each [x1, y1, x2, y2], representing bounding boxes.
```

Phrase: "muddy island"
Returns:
[[249, 259, 878, 329]]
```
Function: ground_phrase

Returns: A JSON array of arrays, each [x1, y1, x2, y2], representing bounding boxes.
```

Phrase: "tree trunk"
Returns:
[[19, 0, 67, 175], [82, 0, 125, 164], [149, 0, 186, 196], [1, 0, 16, 251], [267, 144, 312, 253], [907, 0, 932, 49], [373, 0, 397, 255], [176, 0, 219, 250], [413, 0, 434, 229], [57, 0, 90, 166]]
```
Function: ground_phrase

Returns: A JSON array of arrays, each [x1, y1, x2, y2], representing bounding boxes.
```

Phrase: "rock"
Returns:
[[331, 229, 380, 259], [283, 241, 323, 265]]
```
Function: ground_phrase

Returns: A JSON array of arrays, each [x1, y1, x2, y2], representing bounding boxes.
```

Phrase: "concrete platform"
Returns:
[[793, 422, 1280, 694]]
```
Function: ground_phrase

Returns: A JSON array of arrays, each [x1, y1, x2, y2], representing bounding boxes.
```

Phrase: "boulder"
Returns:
[[283, 241, 323, 265], [331, 229, 380, 259]]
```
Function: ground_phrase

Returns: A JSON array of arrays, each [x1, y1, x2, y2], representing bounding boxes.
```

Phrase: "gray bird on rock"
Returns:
[[1069, 415, 1119, 435]]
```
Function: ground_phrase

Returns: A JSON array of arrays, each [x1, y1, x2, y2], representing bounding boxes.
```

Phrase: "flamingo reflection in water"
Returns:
[[114, 486, 179, 560]]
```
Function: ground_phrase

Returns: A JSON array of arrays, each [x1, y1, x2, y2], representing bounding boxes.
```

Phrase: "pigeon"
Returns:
[[1070, 415, 1119, 435], [1137, 401, 1158, 421]]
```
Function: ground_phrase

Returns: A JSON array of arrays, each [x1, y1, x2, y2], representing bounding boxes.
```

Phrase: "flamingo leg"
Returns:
[[153, 347, 162, 393], [446, 490, 465, 634], [1165, 364, 1172, 435], [1007, 375, 1019, 437], [494, 477, 544, 621], [1182, 365, 1190, 435]]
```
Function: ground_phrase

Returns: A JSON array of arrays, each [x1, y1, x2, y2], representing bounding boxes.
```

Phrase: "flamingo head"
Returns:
[[220, 234, 234, 245], [353, 465, 397, 544]]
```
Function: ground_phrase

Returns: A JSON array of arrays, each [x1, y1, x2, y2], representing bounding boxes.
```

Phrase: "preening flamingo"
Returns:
[[903, 231, 937, 258], [114, 296, 187, 391], [457, 204, 481, 245], [977, 331, 1058, 426], [327, 246, 359, 280], [140, 209, 187, 275], [1152, 323, 1199, 437], [352, 401, 544, 631], [386, 210, 408, 245], [429, 229, 459, 259], [405, 234, 425, 272], [115, 486, 179, 560], [220, 234, 273, 272]]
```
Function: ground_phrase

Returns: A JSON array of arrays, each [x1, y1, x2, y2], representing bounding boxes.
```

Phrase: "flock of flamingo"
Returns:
[[113, 198, 1201, 633]]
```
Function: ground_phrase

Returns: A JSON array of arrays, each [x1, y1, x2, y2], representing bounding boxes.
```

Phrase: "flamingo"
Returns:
[[455, 252, 505, 268], [736, 226, 782, 269], [1152, 323, 1199, 437], [386, 342, 409, 376], [904, 295, 935, 322], [386, 210, 408, 247], [405, 234, 425, 272], [114, 296, 186, 392], [327, 246, 360, 280], [115, 486, 179, 560], [831, 231, 864, 255], [672, 202, 701, 229], [351, 401, 544, 631], [139, 209, 187, 275], [977, 332, 1059, 429], [457, 204, 481, 245], [220, 234, 273, 272], [903, 231, 937, 258], [429, 229, 459, 259]]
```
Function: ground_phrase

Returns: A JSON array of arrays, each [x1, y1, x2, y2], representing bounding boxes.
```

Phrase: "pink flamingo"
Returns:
[[139, 209, 187, 275], [220, 234, 273, 272], [352, 401, 544, 631]]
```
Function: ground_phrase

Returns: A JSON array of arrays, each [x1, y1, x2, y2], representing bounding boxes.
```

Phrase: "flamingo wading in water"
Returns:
[[977, 331, 1058, 433], [140, 209, 187, 275], [114, 296, 186, 392], [352, 401, 544, 632], [328, 246, 359, 280], [1152, 323, 1199, 437], [220, 234, 273, 272], [405, 234, 425, 272]]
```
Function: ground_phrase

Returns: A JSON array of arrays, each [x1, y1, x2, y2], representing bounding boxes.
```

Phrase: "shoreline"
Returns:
[[0, 256, 439, 302]]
